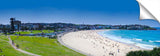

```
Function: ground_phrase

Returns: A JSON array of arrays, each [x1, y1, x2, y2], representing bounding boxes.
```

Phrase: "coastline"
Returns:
[[60, 29, 144, 56], [97, 30, 147, 50]]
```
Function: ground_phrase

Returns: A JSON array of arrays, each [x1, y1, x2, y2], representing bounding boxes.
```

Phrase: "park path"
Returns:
[[8, 35, 41, 56]]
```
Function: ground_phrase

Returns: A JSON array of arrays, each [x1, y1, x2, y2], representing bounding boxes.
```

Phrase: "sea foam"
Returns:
[[98, 30, 160, 49]]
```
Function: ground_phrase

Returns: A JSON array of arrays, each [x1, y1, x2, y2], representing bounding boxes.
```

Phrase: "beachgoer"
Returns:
[[118, 49, 120, 53], [0, 49, 2, 52], [16, 45, 19, 49]]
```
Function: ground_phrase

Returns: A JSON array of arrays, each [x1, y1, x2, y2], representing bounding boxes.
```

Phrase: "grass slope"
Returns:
[[11, 36, 85, 56], [14, 30, 54, 34], [0, 34, 29, 56]]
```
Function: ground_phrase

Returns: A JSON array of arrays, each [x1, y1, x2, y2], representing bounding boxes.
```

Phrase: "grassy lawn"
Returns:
[[42, 30, 54, 33], [14, 30, 54, 34], [14, 31, 31, 34], [10, 36, 85, 56], [0, 34, 29, 56]]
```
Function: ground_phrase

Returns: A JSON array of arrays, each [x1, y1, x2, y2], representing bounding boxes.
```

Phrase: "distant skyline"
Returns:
[[0, 0, 160, 27]]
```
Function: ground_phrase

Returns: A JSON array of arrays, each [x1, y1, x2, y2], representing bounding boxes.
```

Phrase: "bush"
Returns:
[[127, 47, 160, 56], [53, 35, 58, 39], [49, 35, 57, 39]]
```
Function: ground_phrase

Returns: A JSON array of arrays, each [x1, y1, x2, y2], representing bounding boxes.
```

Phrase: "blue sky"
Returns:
[[0, 0, 160, 27]]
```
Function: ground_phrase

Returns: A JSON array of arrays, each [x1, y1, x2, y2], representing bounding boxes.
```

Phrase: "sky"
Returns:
[[0, 0, 160, 27]]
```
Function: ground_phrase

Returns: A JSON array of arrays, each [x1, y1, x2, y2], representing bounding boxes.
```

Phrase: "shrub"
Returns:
[[127, 47, 160, 56]]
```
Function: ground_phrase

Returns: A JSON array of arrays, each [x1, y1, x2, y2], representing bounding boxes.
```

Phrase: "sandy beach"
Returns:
[[61, 30, 142, 56]]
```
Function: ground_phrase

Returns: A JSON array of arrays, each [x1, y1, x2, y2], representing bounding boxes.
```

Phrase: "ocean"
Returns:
[[98, 30, 160, 49]]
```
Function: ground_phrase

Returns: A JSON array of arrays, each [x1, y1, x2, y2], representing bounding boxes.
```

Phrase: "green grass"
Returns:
[[0, 34, 30, 56], [14, 30, 54, 34], [42, 30, 54, 33], [10, 36, 85, 56], [14, 31, 31, 34]]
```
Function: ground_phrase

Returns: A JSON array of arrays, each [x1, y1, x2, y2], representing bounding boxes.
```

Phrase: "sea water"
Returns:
[[98, 30, 160, 49]]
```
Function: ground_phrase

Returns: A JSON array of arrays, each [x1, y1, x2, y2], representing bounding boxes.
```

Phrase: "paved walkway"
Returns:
[[8, 35, 41, 56]]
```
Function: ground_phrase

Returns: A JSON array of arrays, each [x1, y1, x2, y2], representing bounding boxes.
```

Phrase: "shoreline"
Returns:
[[97, 30, 154, 50], [60, 29, 143, 56], [96, 29, 148, 50]]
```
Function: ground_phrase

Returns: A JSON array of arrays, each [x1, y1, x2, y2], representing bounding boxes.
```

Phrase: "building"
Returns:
[[10, 18, 21, 32]]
